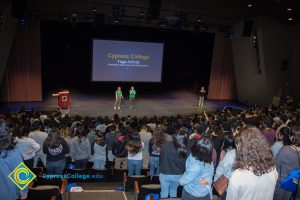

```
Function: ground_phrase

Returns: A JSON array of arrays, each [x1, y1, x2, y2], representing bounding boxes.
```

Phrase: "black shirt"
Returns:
[[43, 138, 70, 162], [159, 141, 187, 175]]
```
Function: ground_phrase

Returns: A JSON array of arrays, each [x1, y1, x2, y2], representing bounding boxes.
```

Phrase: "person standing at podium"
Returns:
[[114, 86, 124, 110]]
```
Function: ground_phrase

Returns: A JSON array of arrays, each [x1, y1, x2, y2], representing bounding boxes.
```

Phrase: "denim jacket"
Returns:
[[179, 154, 214, 199], [214, 149, 236, 181]]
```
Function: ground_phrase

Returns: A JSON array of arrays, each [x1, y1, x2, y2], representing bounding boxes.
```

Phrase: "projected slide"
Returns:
[[92, 39, 164, 82]]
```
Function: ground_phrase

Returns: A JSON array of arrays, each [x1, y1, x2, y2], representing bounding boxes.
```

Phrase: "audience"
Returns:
[[149, 127, 165, 176], [126, 130, 144, 176], [159, 129, 188, 198], [1, 96, 300, 199], [112, 130, 128, 169], [15, 125, 40, 168], [28, 120, 48, 167], [0, 120, 28, 200], [70, 126, 91, 169], [226, 126, 278, 200], [92, 131, 107, 169], [139, 125, 152, 169], [43, 128, 70, 175], [274, 126, 300, 200], [179, 137, 214, 200]]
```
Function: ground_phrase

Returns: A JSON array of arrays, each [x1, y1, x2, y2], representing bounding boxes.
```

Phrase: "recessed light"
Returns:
[[288, 17, 293, 21], [248, 4, 253, 8], [287, 8, 292, 11]]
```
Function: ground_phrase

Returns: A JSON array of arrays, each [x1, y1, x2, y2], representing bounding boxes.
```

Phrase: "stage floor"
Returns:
[[0, 91, 245, 117]]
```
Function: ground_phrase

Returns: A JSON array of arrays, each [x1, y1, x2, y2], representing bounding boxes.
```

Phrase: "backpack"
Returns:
[[151, 144, 160, 156]]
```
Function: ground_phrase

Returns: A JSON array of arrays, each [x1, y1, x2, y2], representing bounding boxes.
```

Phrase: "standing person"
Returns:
[[274, 126, 300, 200], [92, 131, 107, 169], [139, 126, 152, 169], [226, 126, 278, 200], [112, 132, 128, 169], [0, 120, 28, 200], [149, 128, 165, 176], [129, 86, 136, 109], [199, 86, 206, 107], [159, 130, 189, 198], [179, 137, 214, 200], [15, 125, 40, 169], [114, 86, 124, 110], [28, 120, 48, 167], [126, 131, 144, 176], [43, 128, 70, 175], [70, 126, 91, 169]]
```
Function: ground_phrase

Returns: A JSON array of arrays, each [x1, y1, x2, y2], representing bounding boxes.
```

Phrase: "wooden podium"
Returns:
[[52, 91, 70, 111]]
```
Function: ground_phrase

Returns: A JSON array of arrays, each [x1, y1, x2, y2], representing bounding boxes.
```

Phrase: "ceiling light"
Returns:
[[288, 17, 293, 21], [248, 4, 253, 8], [287, 8, 292, 11], [197, 15, 202, 22], [92, 7, 97, 12]]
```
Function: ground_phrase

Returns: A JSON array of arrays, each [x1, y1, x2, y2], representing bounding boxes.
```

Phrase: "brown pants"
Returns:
[[114, 97, 122, 108], [114, 157, 128, 169]]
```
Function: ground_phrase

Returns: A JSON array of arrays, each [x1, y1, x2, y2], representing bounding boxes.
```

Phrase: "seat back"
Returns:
[[89, 168, 112, 182], [28, 186, 61, 200], [125, 175, 151, 191]]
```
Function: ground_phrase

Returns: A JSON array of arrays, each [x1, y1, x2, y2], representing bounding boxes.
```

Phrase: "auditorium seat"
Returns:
[[112, 168, 128, 182], [124, 174, 151, 191], [27, 185, 61, 200], [135, 181, 161, 200], [89, 168, 112, 182]]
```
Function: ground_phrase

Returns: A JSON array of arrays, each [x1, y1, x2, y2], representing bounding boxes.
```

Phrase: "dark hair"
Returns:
[[290, 126, 300, 147], [152, 127, 165, 148], [222, 134, 236, 150], [95, 131, 105, 145], [191, 137, 213, 164], [234, 126, 275, 176], [31, 120, 42, 131], [172, 130, 188, 159], [44, 128, 62, 148], [126, 139, 142, 155], [279, 127, 292, 145], [0, 120, 15, 157], [17, 125, 29, 138]]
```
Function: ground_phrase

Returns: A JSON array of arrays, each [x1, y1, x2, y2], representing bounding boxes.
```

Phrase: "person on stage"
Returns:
[[129, 86, 136, 109], [199, 86, 206, 107], [114, 87, 123, 110]]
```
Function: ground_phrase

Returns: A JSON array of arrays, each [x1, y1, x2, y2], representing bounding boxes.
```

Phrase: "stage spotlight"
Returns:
[[71, 12, 78, 26], [197, 15, 202, 22], [140, 9, 145, 17], [200, 25, 207, 31], [288, 17, 293, 21], [287, 8, 292, 11]]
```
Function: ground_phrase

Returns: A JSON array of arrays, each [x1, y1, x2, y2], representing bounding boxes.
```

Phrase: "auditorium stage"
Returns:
[[0, 91, 246, 117]]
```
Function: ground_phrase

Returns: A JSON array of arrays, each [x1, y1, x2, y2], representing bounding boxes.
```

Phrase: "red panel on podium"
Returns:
[[52, 91, 70, 109]]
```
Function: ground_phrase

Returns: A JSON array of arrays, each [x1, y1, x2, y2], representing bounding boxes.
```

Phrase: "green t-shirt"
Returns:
[[116, 91, 122, 97], [129, 90, 136, 98]]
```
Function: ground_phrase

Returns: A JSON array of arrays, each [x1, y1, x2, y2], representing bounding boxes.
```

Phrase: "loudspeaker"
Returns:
[[149, 0, 161, 19], [280, 59, 289, 71], [11, 0, 27, 18], [242, 19, 254, 37]]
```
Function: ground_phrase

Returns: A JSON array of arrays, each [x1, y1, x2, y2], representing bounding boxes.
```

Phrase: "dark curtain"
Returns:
[[0, 20, 42, 102]]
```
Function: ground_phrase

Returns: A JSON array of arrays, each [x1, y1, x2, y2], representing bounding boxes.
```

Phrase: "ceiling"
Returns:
[[13, 0, 300, 32]]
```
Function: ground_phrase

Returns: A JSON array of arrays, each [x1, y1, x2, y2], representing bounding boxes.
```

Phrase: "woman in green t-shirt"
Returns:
[[129, 86, 136, 109], [114, 87, 123, 110]]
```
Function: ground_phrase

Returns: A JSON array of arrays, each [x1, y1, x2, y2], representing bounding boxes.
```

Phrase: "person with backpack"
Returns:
[[112, 132, 128, 169], [92, 131, 107, 169], [149, 127, 165, 176]]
